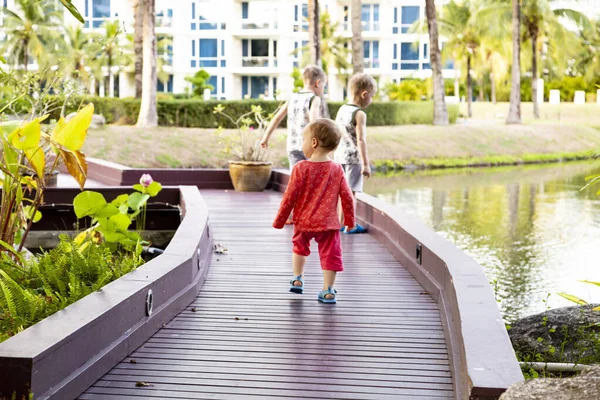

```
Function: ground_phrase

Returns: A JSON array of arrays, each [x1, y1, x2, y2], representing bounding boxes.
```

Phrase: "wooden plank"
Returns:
[[80, 190, 454, 399]]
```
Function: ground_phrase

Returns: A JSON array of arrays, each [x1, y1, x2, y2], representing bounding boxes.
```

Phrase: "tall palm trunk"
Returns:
[[136, 0, 158, 127], [351, 0, 363, 73], [425, 0, 448, 125], [23, 38, 28, 72], [478, 76, 485, 102], [506, 0, 522, 124], [308, 0, 321, 66], [531, 27, 540, 119], [466, 54, 472, 118], [134, 0, 144, 98]]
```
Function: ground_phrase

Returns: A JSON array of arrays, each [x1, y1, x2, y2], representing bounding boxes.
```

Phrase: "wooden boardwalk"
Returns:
[[80, 190, 454, 399]]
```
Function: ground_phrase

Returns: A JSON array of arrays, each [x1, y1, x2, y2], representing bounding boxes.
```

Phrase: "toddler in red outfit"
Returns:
[[273, 119, 355, 304]]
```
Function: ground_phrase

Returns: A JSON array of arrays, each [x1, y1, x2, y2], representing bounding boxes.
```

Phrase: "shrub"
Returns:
[[7, 96, 458, 128]]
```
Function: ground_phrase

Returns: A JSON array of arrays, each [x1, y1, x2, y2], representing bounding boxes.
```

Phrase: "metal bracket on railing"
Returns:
[[416, 243, 422, 265], [145, 290, 154, 316]]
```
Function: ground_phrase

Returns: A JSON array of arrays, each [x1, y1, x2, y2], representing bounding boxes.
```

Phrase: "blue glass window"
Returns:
[[364, 41, 370, 59], [393, 44, 397, 60], [221, 77, 225, 94], [424, 44, 428, 59], [192, 2, 195, 19], [93, 0, 110, 18], [393, 27, 398, 34], [392, 63, 398, 70], [208, 76, 217, 94], [200, 22, 217, 30], [374, 4, 379, 22], [221, 60, 226, 67], [200, 39, 217, 58], [401, 43, 419, 61], [242, 2, 248, 19], [294, 5, 298, 21], [401, 6, 419, 25], [191, 60, 196, 68], [422, 63, 431, 70], [221, 40, 225, 56], [242, 39, 248, 57], [192, 40, 196, 57], [361, 4, 370, 25], [401, 64, 419, 70], [191, 23, 196, 30], [242, 76, 248, 98], [394, 7, 397, 24], [250, 76, 268, 98]]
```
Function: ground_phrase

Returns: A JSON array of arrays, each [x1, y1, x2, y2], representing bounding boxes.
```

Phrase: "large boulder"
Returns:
[[508, 305, 600, 364], [65, 112, 106, 129], [500, 366, 600, 400]]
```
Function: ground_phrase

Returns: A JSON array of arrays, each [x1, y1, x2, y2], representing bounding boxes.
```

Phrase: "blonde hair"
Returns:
[[349, 73, 377, 98], [303, 65, 327, 85], [305, 118, 341, 151]]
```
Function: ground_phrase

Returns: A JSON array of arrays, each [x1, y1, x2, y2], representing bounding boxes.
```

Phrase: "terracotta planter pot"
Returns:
[[228, 161, 273, 192]]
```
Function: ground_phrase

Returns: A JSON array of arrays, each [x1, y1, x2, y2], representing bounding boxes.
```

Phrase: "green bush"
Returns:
[[7, 96, 458, 128]]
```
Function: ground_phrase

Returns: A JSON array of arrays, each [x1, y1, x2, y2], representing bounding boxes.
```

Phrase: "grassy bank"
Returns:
[[84, 114, 600, 169]]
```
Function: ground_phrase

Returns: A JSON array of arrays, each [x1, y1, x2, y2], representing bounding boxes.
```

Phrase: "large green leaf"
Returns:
[[128, 192, 150, 211], [95, 204, 119, 219], [73, 191, 107, 219], [12, 119, 42, 150], [23, 206, 42, 223], [146, 181, 162, 197], [60, 0, 85, 23]]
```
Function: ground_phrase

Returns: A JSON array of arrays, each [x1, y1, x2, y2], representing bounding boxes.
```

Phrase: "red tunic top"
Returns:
[[273, 160, 356, 231]]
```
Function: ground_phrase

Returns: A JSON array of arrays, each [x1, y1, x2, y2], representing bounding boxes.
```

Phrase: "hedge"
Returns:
[[6, 96, 458, 128]]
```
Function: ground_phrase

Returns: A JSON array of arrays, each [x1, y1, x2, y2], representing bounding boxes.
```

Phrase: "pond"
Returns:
[[364, 161, 600, 322]]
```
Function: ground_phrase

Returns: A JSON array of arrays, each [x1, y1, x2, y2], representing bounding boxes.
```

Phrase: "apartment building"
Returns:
[[3, 0, 456, 101]]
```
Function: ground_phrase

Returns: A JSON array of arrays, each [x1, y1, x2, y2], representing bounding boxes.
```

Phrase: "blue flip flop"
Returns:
[[289, 275, 304, 294], [344, 224, 368, 234], [318, 287, 337, 304]]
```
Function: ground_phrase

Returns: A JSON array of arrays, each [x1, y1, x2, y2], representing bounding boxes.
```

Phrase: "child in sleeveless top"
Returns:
[[273, 119, 355, 304], [334, 73, 377, 234]]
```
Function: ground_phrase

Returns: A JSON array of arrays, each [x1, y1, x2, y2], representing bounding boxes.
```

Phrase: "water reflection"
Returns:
[[365, 162, 600, 322]]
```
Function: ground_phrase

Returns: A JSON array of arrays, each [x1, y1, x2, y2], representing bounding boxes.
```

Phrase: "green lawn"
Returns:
[[83, 102, 600, 169]]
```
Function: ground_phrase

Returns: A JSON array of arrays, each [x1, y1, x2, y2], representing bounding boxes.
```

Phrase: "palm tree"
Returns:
[[137, 0, 158, 127], [439, 0, 483, 118], [308, 0, 321, 66], [425, 0, 449, 125], [1, 0, 61, 71], [521, 0, 588, 119], [480, 38, 510, 104], [506, 0, 522, 124], [61, 25, 101, 88], [133, 0, 144, 98], [92, 20, 123, 97], [351, 0, 363, 73]]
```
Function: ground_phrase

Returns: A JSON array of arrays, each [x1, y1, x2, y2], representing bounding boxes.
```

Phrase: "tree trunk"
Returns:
[[467, 54, 472, 118], [425, 0, 448, 125], [134, 0, 144, 98], [23, 39, 28, 72], [491, 72, 497, 104], [137, 0, 158, 128], [351, 0, 363, 73], [478, 75, 485, 102], [531, 28, 540, 119], [506, 0, 522, 124], [308, 0, 321, 66]]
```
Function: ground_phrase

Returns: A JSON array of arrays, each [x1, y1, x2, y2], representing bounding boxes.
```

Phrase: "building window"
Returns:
[[401, 6, 419, 34], [191, 1, 224, 31], [241, 2, 278, 30], [84, 0, 110, 28], [241, 76, 276, 99], [242, 39, 276, 67], [361, 4, 379, 32], [158, 75, 174, 93], [158, 35, 173, 66], [343, 5, 349, 31], [190, 38, 225, 68], [156, 7, 173, 27], [364, 40, 379, 69], [242, 2, 249, 19], [293, 40, 308, 68], [400, 42, 419, 70], [294, 3, 308, 32]]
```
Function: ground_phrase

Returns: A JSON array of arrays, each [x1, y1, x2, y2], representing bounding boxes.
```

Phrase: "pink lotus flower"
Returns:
[[140, 174, 153, 187], [249, 126, 255, 131]]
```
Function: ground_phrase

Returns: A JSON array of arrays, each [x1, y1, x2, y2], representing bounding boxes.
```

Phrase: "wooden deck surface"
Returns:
[[80, 190, 454, 399]]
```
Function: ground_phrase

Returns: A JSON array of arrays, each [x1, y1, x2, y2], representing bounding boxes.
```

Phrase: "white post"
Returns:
[[574, 90, 585, 104], [537, 78, 544, 104], [268, 77, 274, 99], [549, 90, 560, 105], [89, 77, 95, 95], [268, 39, 274, 68], [109, 70, 115, 98], [203, 88, 211, 101], [99, 78, 106, 98]]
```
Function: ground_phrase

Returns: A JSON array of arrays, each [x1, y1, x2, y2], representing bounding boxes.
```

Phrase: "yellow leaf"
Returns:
[[51, 117, 66, 140], [557, 292, 588, 305], [52, 104, 93, 151], [25, 146, 45, 179], [593, 306, 600, 311], [580, 280, 600, 288], [60, 149, 87, 190], [12, 119, 41, 150]]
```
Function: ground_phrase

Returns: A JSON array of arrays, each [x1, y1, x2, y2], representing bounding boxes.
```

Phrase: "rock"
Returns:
[[65, 112, 106, 129], [500, 366, 600, 400], [508, 305, 600, 364]]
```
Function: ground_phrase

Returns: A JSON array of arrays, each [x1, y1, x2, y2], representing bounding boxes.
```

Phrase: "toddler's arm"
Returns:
[[309, 96, 322, 122], [261, 101, 288, 148], [339, 174, 356, 229], [355, 110, 371, 178], [273, 167, 301, 228]]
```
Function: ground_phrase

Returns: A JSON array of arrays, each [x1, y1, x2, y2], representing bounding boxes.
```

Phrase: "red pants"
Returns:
[[292, 229, 343, 272]]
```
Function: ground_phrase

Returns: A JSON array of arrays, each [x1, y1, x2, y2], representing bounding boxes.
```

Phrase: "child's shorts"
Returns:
[[292, 229, 343, 272], [288, 150, 307, 171], [342, 164, 363, 192]]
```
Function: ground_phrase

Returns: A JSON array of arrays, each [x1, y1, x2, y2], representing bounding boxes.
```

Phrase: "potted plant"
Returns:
[[213, 104, 274, 192]]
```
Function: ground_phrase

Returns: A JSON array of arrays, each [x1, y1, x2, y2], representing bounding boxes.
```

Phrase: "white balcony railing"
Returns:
[[242, 57, 277, 68], [242, 20, 278, 30]]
